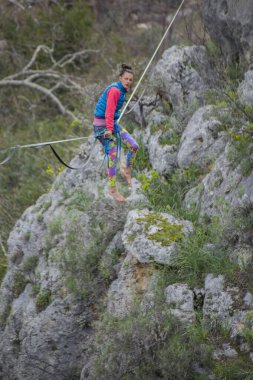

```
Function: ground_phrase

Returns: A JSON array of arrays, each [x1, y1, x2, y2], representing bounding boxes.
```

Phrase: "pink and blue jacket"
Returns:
[[94, 81, 127, 131]]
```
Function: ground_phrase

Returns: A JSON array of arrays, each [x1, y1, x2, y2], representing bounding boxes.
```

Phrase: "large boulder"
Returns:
[[107, 253, 157, 318], [146, 127, 178, 175], [184, 143, 253, 218], [177, 105, 228, 170], [201, 0, 253, 66], [165, 283, 195, 324], [151, 45, 215, 121], [122, 209, 193, 265], [203, 274, 253, 352]]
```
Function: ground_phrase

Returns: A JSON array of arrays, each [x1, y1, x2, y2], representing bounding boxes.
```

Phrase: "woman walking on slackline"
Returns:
[[93, 64, 139, 202]]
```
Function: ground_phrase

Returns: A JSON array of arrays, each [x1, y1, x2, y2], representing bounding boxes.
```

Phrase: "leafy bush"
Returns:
[[93, 303, 211, 380], [23, 255, 39, 273]]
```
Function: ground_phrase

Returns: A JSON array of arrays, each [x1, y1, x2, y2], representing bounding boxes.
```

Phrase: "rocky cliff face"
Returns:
[[1, 2, 253, 379], [201, 0, 253, 66], [0, 142, 145, 379]]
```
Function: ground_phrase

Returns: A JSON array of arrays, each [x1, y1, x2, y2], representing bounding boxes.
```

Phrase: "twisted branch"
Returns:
[[0, 45, 100, 120]]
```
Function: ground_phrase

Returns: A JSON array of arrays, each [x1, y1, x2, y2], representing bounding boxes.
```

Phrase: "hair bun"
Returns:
[[121, 63, 132, 70]]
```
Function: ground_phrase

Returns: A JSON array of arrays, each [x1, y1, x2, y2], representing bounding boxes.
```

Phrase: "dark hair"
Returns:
[[119, 63, 133, 76]]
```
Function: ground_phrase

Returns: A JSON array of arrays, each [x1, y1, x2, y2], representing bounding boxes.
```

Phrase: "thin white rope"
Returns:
[[118, 0, 186, 123], [2, 136, 89, 152]]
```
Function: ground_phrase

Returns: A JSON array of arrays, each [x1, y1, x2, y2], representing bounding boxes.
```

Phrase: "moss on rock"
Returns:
[[136, 213, 184, 246]]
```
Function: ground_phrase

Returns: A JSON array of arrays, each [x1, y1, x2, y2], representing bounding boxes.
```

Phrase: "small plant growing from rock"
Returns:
[[23, 255, 39, 273], [36, 289, 52, 312], [48, 216, 63, 236], [11, 272, 28, 298], [23, 231, 31, 241]]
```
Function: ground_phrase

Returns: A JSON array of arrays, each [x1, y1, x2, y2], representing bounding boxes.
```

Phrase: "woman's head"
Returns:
[[119, 63, 134, 90]]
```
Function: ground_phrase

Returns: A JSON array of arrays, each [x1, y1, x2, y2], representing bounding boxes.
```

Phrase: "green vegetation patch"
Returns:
[[67, 190, 93, 212], [158, 129, 181, 146], [0, 255, 7, 285], [138, 166, 205, 222], [134, 139, 152, 172], [56, 215, 115, 299], [136, 213, 184, 246], [23, 255, 39, 273], [48, 216, 63, 236], [93, 301, 212, 380], [151, 120, 173, 134], [11, 272, 28, 298], [36, 289, 52, 312]]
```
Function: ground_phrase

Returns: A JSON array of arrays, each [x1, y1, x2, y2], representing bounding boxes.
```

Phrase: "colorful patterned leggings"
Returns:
[[95, 125, 139, 187]]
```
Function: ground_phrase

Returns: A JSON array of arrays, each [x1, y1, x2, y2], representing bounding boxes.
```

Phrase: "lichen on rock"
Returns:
[[122, 209, 193, 265]]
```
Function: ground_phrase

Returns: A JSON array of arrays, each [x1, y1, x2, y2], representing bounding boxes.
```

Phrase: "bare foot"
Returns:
[[109, 187, 126, 202], [121, 167, 132, 187]]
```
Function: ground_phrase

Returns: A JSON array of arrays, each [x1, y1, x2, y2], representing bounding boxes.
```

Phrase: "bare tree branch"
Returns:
[[0, 45, 101, 120], [0, 234, 7, 256], [53, 49, 99, 69], [7, 0, 25, 10], [22, 45, 55, 73], [0, 79, 77, 120]]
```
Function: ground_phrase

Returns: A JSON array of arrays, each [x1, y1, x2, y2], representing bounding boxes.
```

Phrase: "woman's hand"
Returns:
[[104, 130, 113, 138]]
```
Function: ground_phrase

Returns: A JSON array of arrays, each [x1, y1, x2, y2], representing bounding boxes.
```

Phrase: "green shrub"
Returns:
[[138, 166, 205, 221], [11, 272, 28, 297], [151, 121, 173, 134], [93, 303, 211, 380], [23, 231, 31, 241], [0, 305, 12, 327], [134, 139, 151, 172], [170, 221, 235, 288], [57, 219, 113, 298], [31, 284, 41, 297], [48, 216, 63, 236], [23, 255, 39, 273], [36, 289, 52, 312], [98, 247, 124, 281], [228, 130, 253, 176], [214, 357, 253, 380], [67, 190, 93, 212]]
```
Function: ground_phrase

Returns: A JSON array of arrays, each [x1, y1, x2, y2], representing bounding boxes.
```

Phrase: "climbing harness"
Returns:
[[0, 0, 185, 170], [94, 124, 122, 169]]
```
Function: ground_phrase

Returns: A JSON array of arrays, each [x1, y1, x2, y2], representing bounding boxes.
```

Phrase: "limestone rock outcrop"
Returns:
[[0, 139, 145, 380], [201, 0, 253, 66]]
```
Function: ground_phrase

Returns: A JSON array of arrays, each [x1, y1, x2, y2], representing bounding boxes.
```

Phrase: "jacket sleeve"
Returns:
[[105, 87, 120, 131]]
